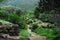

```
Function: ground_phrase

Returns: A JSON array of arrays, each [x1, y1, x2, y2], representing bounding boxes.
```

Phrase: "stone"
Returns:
[[29, 36, 47, 40], [28, 34, 47, 40], [0, 20, 19, 36]]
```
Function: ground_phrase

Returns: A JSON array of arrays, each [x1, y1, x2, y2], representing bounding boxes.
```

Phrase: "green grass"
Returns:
[[34, 28, 56, 40]]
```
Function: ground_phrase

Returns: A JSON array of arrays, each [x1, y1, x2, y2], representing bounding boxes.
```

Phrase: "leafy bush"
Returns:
[[38, 13, 53, 21], [34, 28, 55, 40], [0, 10, 25, 29], [19, 30, 30, 37], [53, 28, 60, 40], [0, 10, 8, 20], [0, 12, 21, 24], [34, 27, 60, 40], [8, 13, 20, 24]]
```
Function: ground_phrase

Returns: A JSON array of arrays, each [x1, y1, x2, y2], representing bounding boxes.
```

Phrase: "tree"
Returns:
[[34, 0, 60, 26], [35, 0, 60, 13]]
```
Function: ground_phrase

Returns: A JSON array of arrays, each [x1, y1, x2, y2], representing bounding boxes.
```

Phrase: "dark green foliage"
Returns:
[[35, 0, 60, 13], [0, 10, 8, 20], [0, 7, 23, 25], [32, 24, 38, 31], [0, 0, 4, 2], [19, 37, 29, 40], [8, 13, 20, 24], [34, 0, 60, 27], [38, 13, 53, 22], [0, 11, 20, 24]]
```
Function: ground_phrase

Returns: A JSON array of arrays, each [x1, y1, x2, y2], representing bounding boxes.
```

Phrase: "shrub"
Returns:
[[34, 27, 60, 40], [34, 28, 56, 40], [38, 13, 53, 21], [8, 13, 20, 24], [0, 10, 8, 20], [19, 30, 30, 37]]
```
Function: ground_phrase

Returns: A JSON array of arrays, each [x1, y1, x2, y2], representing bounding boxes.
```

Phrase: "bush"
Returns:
[[53, 28, 60, 40], [34, 28, 56, 40], [0, 10, 8, 20], [34, 27, 60, 40], [19, 30, 30, 37], [8, 13, 20, 24], [38, 13, 53, 21]]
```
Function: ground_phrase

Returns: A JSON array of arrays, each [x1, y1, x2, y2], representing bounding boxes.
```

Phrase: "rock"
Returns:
[[28, 33, 47, 40], [0, 38, 18, 40], [29, 36, 47, 40], [0, 20, 19, 36], [0, 33, 20, 40]]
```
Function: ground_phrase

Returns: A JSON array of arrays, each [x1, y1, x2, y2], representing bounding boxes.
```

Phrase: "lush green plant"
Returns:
[[53, 28, 60, 40], [8, 13, 20, 24], [0, 10, 8, 20], [0, 11, 20, 23], [34, 28, 56, 40], [19, 30, 30, 37], [34, 27, 60, 40]]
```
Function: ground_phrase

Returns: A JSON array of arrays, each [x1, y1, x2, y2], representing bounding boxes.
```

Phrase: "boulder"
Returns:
[[29, 36, 47, 40], [0, 20, 19, 36], [28, 34, 47, 40]]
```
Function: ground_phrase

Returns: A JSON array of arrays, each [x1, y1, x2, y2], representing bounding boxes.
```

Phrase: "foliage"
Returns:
[[0, 0, 4, 2], [34, 28, 55, 40], [0, 10, 8, 20], [0, 4, 60, 40], [19, 30, 30, 37], [19, 12, 35, 29], [34, 0, 60, 27], [35, 0, 60, 13], [0, 11, 20, 24], [38, 13, 53, 21], [8, 13, 20, 24], [34, 27, 60, 40], [34, 11, 54, 22], [19, 37, 28, 40]]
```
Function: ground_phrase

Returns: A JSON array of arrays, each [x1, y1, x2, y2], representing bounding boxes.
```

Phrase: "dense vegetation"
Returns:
[[34, 0, 60, 40], [0, 0, 60, 40]]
